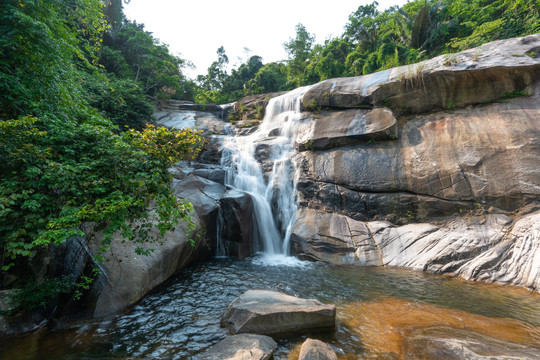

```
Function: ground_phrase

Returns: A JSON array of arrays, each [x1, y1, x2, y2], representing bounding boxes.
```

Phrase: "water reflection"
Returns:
[[1, 256, 540, 359]]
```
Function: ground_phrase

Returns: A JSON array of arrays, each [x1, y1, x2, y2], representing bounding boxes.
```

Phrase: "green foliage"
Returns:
[[304, 140, 315, 151], [0, 0, 204, 311], [0, 276, 73, 315], [447, 18, 506, 51], [344, 1, 382, 52], [0, 117, 204, 271], [74, 267, 101, 300], [245, 62, 289, 95], [220, 0, 538, 95], [501, 91, 530, 99], [102, 19, 194, 102], [284, 24, 316, 88], [83, 72, 153, 130]]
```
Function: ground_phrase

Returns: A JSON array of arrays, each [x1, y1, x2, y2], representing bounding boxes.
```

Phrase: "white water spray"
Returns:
[[220, 86, 311, 260]]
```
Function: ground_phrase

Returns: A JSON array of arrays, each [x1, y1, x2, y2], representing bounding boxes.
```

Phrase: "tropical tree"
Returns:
[[245, 62, 289, 95], [284, 23, 316, 87]]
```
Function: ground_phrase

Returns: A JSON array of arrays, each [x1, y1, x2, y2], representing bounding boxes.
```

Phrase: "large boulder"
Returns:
[[302, 35, 540, 115], [174, 174, 226, 257], [86, 214, 203, 318], [291, 208, 377, 265], [299, 338, 338, 360], [219, 190, 256, 258], [199, 334, 277, 360], [221, 289, 336, 337]]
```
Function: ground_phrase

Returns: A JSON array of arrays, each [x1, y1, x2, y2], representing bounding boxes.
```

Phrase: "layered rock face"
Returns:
[[289, 34, 540, 292]]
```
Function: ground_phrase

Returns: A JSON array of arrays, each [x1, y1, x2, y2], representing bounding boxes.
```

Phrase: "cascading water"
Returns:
[[219, 86, 311, 260]]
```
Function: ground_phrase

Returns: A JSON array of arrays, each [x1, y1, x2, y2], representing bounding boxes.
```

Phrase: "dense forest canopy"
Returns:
[[196, 0, 540, 104], [0, 0, 538, 311]]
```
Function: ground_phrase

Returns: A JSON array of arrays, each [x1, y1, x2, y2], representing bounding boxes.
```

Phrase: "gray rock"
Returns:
[[291, 208, 378, 265], [219, 190, 255, 258], [87, 212, 203, 318], [174, 174, 226, 256], [299, 338, 338, 360], [191, 168, 227, 185], [302, 34, 540, 115], [221, 289, 336, 336], [197, 135, 225, 165], [154, 109, 226, 135], [296, 108, 398, 151], [297, 81, 540, 216], [291, 208, 540, 292], [199, 334, 277, 360], [403, 327, 540, 360]]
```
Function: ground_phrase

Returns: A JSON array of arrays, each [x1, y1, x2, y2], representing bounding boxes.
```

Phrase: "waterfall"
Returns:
[[220, 86, 311, 259]]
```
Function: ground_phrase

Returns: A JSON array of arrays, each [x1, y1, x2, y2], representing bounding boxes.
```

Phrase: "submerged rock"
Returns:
[[299, 338, 338, 360], [199, 334, 277, 360], [221, 289, 336, 336], [340, 298, 540, 358], [404, 327, 540, 360]]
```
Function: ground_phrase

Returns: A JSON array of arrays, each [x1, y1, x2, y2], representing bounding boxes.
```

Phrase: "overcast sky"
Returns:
[[123, 0, 409, 79]]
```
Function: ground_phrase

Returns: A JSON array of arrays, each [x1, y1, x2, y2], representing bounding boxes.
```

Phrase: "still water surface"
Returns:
[[2, 255, 540, 359]]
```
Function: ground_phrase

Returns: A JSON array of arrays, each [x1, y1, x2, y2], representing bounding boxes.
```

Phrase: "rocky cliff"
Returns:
[[287, 34, 540, 292]]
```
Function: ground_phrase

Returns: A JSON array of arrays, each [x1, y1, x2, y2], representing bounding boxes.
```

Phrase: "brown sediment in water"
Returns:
[[338, 298, 540, 358]]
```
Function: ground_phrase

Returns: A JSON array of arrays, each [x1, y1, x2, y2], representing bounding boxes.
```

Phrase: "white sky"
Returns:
[[123, 0, 409, 79]]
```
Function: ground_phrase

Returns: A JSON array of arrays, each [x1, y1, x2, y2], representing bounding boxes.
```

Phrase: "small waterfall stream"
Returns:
[[219, 86, 311, 259]]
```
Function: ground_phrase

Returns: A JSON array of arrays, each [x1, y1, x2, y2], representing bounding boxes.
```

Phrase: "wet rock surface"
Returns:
[[298, 338, 338, 360], [221, 289, 336, 336], [404, 327, 540, 360], [199, 333, 277, 360], [219, 190, 255, 258], [296, 108, 398, 151]]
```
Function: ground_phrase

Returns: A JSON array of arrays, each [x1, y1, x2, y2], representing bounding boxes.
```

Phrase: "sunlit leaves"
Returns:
[[1, 117, 204, 272]]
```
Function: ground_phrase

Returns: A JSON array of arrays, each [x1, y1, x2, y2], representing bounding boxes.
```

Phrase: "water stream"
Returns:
[[219, 87, 310, 257], [2, 257, 539, 359]]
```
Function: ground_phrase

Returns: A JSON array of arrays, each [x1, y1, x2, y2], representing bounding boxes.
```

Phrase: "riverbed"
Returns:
[[1, 255, 540, 359]]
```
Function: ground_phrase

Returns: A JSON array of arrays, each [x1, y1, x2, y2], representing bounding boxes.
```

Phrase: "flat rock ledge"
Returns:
[[199, 334, 277, 360], [221, 289, 336, 337], [299, 338, 338, 360]]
